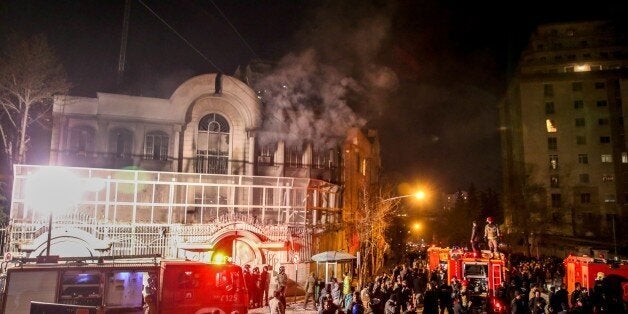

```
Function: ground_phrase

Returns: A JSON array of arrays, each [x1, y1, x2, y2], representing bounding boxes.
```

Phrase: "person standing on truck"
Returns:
[[483, 217, 500, 258], [470, 220, 481, 255]]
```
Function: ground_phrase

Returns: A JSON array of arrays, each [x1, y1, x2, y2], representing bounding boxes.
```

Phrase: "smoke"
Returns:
[[253, 1, 399, 147]]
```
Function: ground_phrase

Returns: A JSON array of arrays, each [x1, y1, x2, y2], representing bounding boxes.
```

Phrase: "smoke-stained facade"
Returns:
[[8, 73, 381, 279]]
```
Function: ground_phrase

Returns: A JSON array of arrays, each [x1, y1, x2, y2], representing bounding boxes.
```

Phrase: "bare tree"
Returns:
[[0, 34, 70, 170], [355, 183, 400, 285]]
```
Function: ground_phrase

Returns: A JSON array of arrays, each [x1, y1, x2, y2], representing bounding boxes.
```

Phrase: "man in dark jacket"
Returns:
[[510, 290, 527, 314]]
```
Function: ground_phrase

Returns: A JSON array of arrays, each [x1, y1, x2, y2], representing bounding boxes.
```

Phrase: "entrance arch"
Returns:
[[210, 230, 265, 267]]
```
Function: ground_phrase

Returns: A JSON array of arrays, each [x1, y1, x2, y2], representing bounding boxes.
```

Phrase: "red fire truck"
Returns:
[[428, 247, 508, 313], [564, 254, 628, 303], [0, 255, 249, 314]]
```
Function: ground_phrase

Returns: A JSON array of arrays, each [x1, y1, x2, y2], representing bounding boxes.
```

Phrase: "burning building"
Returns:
[[7, 73, 381, 276]]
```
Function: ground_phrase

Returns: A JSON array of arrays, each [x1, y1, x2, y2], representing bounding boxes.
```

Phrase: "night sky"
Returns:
[[1, 0, 626, 194]]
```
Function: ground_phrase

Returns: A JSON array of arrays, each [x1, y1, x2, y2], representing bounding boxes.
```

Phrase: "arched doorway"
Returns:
[[210, 230, 264, 267]]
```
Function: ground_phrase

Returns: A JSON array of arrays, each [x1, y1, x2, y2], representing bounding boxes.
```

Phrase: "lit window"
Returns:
[[550, 175, 559, 188], [576, 136, 586, 145], [546, 119, 557, 132], [549, 155, 559, 170], [602, 174, 614, 182], [604, 194, 616, 203], [574, 100, 584, 109], [580, 193, 591, 204], [548, 137, 557, 150], [575, 118, 585, 127], [600, 136, 611, 144], [578, 154, 588, 164], [622, 152, 628, 163], [551, 194, 561, 207], [545, 102, 555, 114], [574, 64, 591, 72], [579, 174, 590, 183], [597, 100, 608, 107], [572, 82, 583, 91], [601, 154, 612, 163], [144, 132, 169, 161]]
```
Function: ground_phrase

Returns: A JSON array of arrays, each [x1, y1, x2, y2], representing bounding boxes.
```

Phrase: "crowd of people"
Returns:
[[259, 253, 625, 314]]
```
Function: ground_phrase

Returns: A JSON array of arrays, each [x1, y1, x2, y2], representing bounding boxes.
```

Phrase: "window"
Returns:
[[286, 145, 303, 168], [545, 102, 555, 114], [601, 154, 612, 163], [575, 118, 585, 127], [550, 175, 559, 188], [600, 136, 611, 144], [623, 152, 628, 163], [604, 194, 616, 203], [572, 82, 583, 91], [602, 174, 614, 182], [595, 82, 605, 89], [549, 155, 559, 170], [579, 174, 590, 183], [547, 137, 557, 150], [574, 100, 584, 109], [598, 118, 609, 125], [196, 113, 230, 174], [109, 128, 133, 159], [580, 193, 591, 204], [546, 119, 557, 132], [576, 136, 586, 145], [543, 84, 554, 97], [551, 194, 561, 208], [257, 143, 276, 165], [597, 100, 608, 107], [69, 126, 95, 156], [578, 154, 588, 164], [144, 132, 169, 161], [313, 147, 330, 169]]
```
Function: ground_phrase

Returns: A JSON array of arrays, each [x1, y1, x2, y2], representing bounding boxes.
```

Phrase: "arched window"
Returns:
[[196, 113, 230, 174], [144, 131, 169, 161], [68, 125, 95, 156], [109, 128, 133, 159]]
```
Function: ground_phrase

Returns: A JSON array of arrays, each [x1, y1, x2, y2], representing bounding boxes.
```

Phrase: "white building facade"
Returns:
[[8, 74, 345, 272]]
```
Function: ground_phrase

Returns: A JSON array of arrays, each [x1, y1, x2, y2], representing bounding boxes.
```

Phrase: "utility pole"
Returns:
[[117, 0, 131, 87]]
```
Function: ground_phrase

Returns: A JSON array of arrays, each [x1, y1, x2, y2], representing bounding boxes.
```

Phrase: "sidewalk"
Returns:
[[248, 296, 318, 314]]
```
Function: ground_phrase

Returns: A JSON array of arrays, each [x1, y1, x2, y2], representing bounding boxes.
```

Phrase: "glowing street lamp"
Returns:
[[380, 190, 427, 203], [24, 167, 85, 257]]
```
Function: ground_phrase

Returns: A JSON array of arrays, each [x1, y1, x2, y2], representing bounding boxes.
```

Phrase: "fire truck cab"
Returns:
[[428, 247, 507, 312], [564, 254, 628, 303], [0, 257, 249, 314]]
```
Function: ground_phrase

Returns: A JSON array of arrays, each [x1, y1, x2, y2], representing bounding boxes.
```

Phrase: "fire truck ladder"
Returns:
[[491, 264, 502, 292]]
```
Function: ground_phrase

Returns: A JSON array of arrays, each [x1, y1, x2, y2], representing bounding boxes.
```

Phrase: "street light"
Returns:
[[380, 190, 427, 203], [24, 167, 85, 257]]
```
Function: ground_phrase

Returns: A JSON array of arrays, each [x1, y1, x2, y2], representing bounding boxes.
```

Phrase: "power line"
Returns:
[[137, 0, 224, 73], [209, 0, 260, 60]]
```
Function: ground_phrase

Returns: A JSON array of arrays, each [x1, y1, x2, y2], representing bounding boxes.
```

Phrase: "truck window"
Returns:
[[4, 270, 58, 314], [59, 271, 103, 307], [464, 264, 488, 277]]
